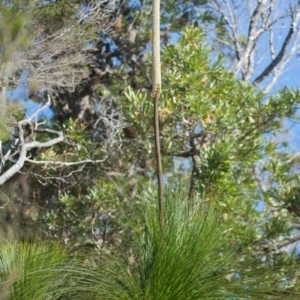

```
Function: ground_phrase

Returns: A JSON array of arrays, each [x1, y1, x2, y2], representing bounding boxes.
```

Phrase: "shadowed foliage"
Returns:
[[1, 186, 299, 299]]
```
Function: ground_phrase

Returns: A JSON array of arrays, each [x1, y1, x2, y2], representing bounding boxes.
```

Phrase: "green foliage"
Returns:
[[1, 1, 300, 297], [0, 241, 68, 300], [32, 0, 104, 43], [0, 101, 22, 142], [123, 86, 153, 135], [0, 112, 11, 142], [40, 179, 123, 247], [121, 28, 300, 287], [122, 27, 300, 206], [55, 186, 236, 299], [0, 3, 30, 63], [0, 3, 29, 142], [1, 186, 300, 299], [34, 0, 81, 24], [122, 186, 237, 300]]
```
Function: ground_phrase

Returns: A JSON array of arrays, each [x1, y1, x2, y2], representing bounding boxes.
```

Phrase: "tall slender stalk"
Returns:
[[152, 0, 164, 228]]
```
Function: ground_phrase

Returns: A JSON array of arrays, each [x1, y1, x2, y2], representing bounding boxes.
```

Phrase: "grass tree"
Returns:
[[1, 186, 298, 299], [0, 241, 68, 300], [1, 1, 300, 299]]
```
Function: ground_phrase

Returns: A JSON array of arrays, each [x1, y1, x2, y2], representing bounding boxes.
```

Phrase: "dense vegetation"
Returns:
[[1, 0, 300, 298]]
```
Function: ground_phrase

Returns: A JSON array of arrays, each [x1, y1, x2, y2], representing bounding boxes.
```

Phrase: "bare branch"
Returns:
[[13, 0, 114, 93], [0, 99, 64, 186], [0, 198, 9, 209], [256, 232, 300, 255], [0, 121, 63, 186], [29, 94, 51, 121], [253, 7, 300, 85], [210, 0, 242, 61], [211, 0, 300, 88], [233, 0, 268, 79], [25, 157, 108, 166]]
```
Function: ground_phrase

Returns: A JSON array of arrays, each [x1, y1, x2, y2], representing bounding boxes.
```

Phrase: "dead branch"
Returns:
[[0, 120, 63, 186], [210, 0, 300, 90], [13, 0, 114, 93], [253, 5, 300, 87], [0, 98, 64, 186], [254, 232, 300, 255], [25, 157, 109, 166]]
